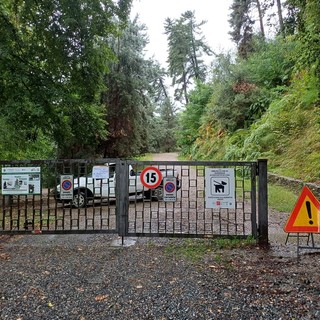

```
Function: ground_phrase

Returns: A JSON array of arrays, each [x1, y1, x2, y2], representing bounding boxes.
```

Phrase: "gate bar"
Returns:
[[258, 159, 268, 246]]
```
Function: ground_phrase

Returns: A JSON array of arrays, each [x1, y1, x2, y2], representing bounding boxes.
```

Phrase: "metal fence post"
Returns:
[[258, 159, 268, 246], [116, 160, 129, 238]]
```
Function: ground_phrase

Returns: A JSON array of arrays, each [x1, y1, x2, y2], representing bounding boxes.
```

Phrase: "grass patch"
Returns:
[[165, 237, 256, 262], [134, 154, 154, 161], [268, 183, 298, 212]]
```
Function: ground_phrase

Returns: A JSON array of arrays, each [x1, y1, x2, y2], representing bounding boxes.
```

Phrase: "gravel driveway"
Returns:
[[0, 153, 319, 319], [0, 230, 319, 320]]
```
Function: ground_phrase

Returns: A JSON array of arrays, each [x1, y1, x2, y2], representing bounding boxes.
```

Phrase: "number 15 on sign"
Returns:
[[140, 167, 163, 189]]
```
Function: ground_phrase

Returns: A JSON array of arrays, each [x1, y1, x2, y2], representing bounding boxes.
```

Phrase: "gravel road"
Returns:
[[0, 153, 319, 320]]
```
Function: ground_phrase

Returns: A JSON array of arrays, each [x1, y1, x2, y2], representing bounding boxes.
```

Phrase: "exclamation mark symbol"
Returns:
[[306, 201, 313, 225]]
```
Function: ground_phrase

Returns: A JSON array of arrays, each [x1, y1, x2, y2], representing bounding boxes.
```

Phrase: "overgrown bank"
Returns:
[[177, 1, 320, 184]]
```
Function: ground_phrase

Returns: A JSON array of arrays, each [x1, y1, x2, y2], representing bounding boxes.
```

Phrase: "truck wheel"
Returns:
[[143, 189, 152, 200], [153, 186, 163, 201], [72, 192, 87, 208]]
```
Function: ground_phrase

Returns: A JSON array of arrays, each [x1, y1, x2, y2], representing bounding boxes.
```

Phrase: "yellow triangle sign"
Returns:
[[285, 186, 320, 233]]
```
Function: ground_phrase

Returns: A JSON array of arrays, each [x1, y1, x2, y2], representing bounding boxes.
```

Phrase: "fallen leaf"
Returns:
[[0, 253, 10, 260], [95, 294, 108, 302]]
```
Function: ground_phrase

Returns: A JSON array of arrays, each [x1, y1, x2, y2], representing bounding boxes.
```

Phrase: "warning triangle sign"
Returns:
[[285, 186, 320, 233]]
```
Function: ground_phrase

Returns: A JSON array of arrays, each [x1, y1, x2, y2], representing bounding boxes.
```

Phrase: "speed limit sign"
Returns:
[[140, 166, 163, 189]]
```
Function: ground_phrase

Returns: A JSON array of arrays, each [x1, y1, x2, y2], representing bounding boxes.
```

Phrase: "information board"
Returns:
[[205, 168, 235, 209], [1, 167, 41, 195]]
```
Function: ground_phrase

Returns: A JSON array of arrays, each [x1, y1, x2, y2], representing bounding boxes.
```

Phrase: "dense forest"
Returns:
[[0, 0, 319, 182]]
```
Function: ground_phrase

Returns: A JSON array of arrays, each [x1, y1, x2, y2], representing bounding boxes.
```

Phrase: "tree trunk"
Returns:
[[182, 70, 189, 105], [256, 0, 265, 39], [276, 0, 285, 37]]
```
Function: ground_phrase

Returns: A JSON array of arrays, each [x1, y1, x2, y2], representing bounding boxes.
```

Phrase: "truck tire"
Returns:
[[143, 187, 163, 201], [72, 191, 87, 208], [153, 186, 163, 201]]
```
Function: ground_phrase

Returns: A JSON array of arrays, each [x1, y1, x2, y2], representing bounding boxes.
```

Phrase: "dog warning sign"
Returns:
[[205, 168, 235, 209]]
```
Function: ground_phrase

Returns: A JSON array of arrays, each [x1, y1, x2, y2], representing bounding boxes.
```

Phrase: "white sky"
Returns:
[[130, 0, 235, 67]]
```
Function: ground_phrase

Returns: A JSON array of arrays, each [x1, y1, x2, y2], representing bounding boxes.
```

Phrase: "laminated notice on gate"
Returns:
[[1, 167, 41, 195], [163, 176, 177, 202], [60, 175, 74, 200], [205, 168, 235, 209]]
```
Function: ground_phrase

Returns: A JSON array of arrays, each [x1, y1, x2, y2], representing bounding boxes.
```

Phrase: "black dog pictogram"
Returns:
[[214, 180, 227, 193]]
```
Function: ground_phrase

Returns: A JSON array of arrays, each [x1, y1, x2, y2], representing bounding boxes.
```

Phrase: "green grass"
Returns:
[[134, 153, 154, 161], [236, 178, 298, 213], [268, 183, 298, 212], [164, 237, 256, 262], [234, 177, 297, 213]]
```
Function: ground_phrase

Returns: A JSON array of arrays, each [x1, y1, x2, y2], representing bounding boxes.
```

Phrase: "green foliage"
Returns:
[[100, 18, 158, 158], [0, 0, 132, 159], [238, 37, 296, 88], [153, 98, 178, 152], [177, 83, 213, 155], [180, 4, 320, 183], [229, 0, 254, 58], [291, 0, 320, 75], [0, 118, 56, 160], [221, 69, 320, 181], [165, 11, 212, 104]]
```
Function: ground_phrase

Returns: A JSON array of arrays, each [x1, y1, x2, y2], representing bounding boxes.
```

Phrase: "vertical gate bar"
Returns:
[[241, 166, 246, 235], [258, 159, 268, 246], [52, 162, 58, 231], [234, 166, 238, 235], [195, 165, 197, 236], [26, 195, 30, 229], [32, 194, 35, 230], [23, 196, 28, 230], [1, 198, 3, 231], [117, 160, 129, 237], [1, 196, 3, 230], [39, 165, 43, 230], [251, 163, 257, 239], [78, 163, 82, 231]]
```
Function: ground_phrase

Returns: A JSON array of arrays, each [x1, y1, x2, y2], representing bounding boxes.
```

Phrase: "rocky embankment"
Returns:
[[268, 173, 320, 198]]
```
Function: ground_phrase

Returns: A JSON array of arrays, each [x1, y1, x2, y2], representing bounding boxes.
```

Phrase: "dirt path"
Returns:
[[151, 152, 180, 161]]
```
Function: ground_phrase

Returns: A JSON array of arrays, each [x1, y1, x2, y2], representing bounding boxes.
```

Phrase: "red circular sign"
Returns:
[[165, 182, 175, 193], [61, 180, 72, 191], [140, 167, 163, 189]]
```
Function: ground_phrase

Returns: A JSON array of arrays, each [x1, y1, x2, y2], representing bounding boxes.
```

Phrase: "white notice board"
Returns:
[[163, 177, 177, 202], [1, 167, 41, 195], [205, 168, 235, 209]]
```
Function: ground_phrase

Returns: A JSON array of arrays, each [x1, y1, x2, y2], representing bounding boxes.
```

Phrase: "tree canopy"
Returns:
[[0, 0, 131, 158]]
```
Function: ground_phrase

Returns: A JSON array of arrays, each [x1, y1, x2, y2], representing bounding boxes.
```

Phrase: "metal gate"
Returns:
[[0, 159, 120, 234], [0, 159, 268, 244]]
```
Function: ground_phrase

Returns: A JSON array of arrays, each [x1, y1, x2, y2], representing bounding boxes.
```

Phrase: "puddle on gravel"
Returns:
[[110, 237, 137, 247]]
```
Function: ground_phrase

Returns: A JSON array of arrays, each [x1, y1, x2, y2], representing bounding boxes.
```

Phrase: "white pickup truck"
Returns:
[[55, 163, 180, 208]]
